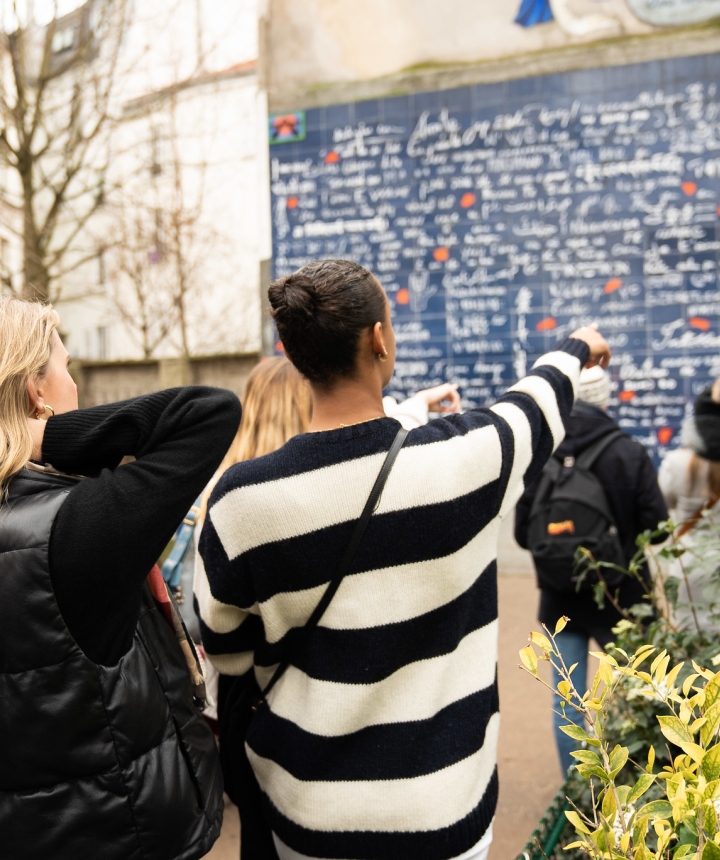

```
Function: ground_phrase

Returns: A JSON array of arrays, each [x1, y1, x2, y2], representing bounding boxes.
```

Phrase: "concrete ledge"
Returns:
[[268, 22, 720, 111]]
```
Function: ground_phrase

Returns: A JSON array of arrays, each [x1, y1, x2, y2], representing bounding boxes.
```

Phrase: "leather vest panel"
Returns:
[[0, 468, 223, 860]]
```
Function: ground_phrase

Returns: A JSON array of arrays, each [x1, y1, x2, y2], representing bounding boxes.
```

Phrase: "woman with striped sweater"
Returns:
[[196, 259, 610, 860]]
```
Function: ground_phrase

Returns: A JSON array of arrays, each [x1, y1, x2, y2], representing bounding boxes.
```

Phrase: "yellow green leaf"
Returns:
[[519, 645, 538, 676], [666, 661, 684, 692], [648, 746, 656, 771], [627, 773, 656, 804], [530, 631, 553, 652], [590, 651, 619, 667], [602, 786, 617, 821], [679, 742, 706, 764], [702, 841, 720, 860], [555, 616, 569, 635], [571, 750, 602, 766], [620, 832, 631, 853], [684, 673, 701, 697], [609, 744, 629, 775], [654, 654, 671, 684], [707, 674, 720, 710], [703, 744, 720, 782], [658, 715, 693, 746], [703, 701, 720, 748], [705, 799, 718, 837], [599, 659, 614, 685], [557, 680, 572, 700], [565, 810, 591, 834], [637, 799, 673, 819], [651, 649, 668, 675]]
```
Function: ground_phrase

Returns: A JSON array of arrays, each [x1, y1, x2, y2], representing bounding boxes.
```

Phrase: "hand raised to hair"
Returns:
[[415, 383, 461, 414], [569, 323, 611, 369]]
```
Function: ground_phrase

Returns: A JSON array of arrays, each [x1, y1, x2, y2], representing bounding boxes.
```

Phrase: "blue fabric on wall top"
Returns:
[[515, 0, 554, 26]]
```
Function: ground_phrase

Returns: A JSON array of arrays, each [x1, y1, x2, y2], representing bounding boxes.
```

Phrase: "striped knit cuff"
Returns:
[[556, 337, 590, 367]]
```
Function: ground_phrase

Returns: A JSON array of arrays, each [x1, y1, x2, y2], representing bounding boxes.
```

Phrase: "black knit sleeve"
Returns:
[[44, 387, 241, 665]]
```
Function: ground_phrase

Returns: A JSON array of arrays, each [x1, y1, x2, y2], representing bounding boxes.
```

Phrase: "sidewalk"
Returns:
[[204, 519, 563, 860]]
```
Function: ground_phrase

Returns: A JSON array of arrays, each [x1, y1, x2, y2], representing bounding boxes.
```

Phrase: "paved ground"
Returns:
[[204, 519, 565, 860]]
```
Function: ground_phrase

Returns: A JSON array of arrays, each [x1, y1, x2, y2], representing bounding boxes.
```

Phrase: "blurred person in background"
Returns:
[[196, 258, 610, 860], [659, 379, 720, 630], [515, 365, 667, 774], [0, 296, 239, 860]]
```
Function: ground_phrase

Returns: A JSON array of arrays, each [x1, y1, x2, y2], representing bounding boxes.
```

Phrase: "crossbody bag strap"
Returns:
[[258, 426, 409, 705]]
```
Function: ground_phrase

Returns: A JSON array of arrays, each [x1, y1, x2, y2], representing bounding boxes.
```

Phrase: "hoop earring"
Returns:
[[36, 405, 55, 420], [377, 353, 388, 362]]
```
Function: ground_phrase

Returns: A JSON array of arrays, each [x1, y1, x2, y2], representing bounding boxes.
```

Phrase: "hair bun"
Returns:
[[268, 273, 317, 321]]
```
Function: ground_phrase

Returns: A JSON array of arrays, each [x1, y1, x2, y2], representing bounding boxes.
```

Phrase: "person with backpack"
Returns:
[[515, 365, 668, 773]]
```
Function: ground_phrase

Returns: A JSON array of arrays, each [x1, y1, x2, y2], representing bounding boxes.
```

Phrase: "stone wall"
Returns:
[[71, 353, 259, 408]]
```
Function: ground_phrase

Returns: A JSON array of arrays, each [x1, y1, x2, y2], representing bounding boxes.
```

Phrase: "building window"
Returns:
[[52, 27, 75, 54]]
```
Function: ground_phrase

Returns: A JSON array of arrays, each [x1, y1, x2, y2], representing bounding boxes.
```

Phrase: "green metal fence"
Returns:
[[516, 778, 571, 860]]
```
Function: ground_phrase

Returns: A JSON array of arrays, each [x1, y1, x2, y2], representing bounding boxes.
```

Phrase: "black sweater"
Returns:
[[515, 403, 668, 634], [40, 387, 241, 665]]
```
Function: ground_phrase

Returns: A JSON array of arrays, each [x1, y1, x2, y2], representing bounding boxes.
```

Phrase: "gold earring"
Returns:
[[377, 353, 388, 362], [36, 405, 55, 420]]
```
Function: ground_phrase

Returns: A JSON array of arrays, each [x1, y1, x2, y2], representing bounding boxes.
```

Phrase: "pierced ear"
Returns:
[[26, 379, 41, 416], [372, 321, 386, 357]]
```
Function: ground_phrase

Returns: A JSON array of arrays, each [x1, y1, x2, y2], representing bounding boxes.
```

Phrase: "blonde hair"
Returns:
[[0, 297, 60, 494], [198, 357, 311, 524]]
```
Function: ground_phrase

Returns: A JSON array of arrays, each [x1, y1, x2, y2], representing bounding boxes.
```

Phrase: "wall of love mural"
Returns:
[[270, 52, 720, 463]]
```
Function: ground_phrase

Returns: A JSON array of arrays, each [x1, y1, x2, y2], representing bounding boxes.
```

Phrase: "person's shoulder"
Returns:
[[660, 446, 693, 466], [208, 442, 300, 509], [611, 430, 652, 461]]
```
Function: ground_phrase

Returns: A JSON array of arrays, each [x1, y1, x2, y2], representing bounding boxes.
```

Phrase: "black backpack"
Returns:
[[527, 430, 626, 593]]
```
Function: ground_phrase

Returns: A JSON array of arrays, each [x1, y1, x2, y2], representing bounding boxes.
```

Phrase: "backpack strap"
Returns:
[[575, 429, 625, 471], [257, 426, 409, 706]]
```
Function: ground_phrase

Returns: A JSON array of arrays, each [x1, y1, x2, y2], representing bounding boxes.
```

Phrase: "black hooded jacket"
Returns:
[[515, 402, 668, 634]]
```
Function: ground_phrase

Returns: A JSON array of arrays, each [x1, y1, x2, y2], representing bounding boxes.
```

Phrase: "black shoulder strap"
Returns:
[[260, 426, 409, 702], [575, 429, 625, 471]]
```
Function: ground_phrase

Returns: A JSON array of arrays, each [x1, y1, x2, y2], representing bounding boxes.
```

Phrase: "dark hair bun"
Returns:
[[267, 260, 387, 386], [268, 273, 317, 323]]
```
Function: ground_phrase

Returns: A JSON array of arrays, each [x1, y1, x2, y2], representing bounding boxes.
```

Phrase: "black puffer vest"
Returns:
[[0, 468, 224, 860]]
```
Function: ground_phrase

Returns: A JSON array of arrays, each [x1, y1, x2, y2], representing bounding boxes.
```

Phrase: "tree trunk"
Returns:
[[21, 173, 50, 302]]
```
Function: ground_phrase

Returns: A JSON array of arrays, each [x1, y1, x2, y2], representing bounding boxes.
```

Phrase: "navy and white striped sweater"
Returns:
[[196, 339, 589, 860]]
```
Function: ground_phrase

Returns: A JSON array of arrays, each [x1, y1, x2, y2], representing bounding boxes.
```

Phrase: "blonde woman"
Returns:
[[0, 296, 240, 860], [198, 356, 313, 528]]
